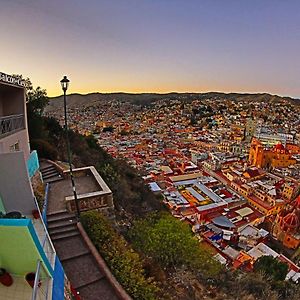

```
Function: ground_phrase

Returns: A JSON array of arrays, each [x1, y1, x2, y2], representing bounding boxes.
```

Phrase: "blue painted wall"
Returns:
[[27, 150, 39, 178], [52, 256, 65, 300]]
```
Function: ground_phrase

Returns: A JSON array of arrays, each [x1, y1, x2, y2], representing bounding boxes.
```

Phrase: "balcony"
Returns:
[[0, 114, 25, 138], [0, 197, 56, 300]]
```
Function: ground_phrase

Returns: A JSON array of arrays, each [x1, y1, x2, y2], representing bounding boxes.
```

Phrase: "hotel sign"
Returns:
[[0, 72, 26, 87]]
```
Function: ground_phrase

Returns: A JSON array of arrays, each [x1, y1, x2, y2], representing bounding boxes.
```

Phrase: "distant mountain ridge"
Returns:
[[46, 92, 299, 112]]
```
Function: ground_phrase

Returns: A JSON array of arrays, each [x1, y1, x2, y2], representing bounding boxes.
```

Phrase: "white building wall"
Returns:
[[0, 129, 30, 160], [0, 152, 35, 215]]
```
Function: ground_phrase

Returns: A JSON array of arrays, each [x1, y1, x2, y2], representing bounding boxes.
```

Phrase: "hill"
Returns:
[[46, 92, 300, 113]]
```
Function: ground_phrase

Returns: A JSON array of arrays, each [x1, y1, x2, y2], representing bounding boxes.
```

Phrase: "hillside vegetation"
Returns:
[[25, 81, 300, 300], [45, 91, 299, 112]]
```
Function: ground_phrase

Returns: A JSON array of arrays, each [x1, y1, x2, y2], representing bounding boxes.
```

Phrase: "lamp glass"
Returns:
[[60, 76, 70, 91]]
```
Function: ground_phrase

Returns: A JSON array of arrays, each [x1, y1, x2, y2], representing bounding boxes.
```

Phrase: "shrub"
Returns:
[[81, 211, 159, 300], [254, 256, 289, 281]]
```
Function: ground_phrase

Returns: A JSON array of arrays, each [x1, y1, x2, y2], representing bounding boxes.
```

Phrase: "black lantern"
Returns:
[[60, 76, 70, 92]]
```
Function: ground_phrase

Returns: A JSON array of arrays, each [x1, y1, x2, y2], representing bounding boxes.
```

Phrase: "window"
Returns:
[[9, 141, 20, 152]]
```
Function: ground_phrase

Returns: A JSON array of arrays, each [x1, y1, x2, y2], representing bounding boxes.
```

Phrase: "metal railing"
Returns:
[[42, 183, 50, 228], [0, 114, 25, 137], [31, 260, 52, 300], [31, 260, 42, 300], [33, 196, 56, 270]]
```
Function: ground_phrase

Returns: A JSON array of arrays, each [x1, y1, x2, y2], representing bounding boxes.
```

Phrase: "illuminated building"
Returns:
[[272, 203, 300, 250], [249, 138, 297, 169]]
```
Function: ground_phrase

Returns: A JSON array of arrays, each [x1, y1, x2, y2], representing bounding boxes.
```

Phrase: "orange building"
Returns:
[[286, 143, 300, 154], [249, 138, 296, 169], [272, 196, 300, 249]]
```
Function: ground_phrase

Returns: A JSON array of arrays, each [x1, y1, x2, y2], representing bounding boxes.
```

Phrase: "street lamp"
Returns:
[[60, 76, 80, 220]]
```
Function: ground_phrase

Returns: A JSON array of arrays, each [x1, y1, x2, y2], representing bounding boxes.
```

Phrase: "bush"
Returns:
[[254, 256, 289, 281], [81, 211, 159, 300], [30, 139, 58, 160], [128, 212, 222, 277], [237, 272, 275, 298]]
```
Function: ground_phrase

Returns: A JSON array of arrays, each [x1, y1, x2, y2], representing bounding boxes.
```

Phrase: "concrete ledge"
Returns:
[[64, 166, 112, 199], [77, 222, 132, 300]]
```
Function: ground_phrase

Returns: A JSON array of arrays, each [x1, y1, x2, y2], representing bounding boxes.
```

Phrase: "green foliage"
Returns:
[[81, 211, 159, 300], [30, 139, 58, 160], [27, 86, 49, 116], [254, 256, 289, 281], [129, 212, 222, 277]]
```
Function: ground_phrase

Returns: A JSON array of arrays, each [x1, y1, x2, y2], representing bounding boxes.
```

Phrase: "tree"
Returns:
[[27, 86, 49, 116], [254, 256, 289, 281], [129, 212, 222, 277]]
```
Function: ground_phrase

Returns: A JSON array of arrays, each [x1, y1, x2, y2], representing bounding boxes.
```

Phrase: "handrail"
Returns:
[[0, 113, 24, 120], [31, 260, 41, 300], [42, 183, 50, 228], [33, 196, 56, 270]]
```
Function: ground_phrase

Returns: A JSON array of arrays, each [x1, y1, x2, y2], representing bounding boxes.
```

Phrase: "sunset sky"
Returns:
[[1, 0, 300, 98]]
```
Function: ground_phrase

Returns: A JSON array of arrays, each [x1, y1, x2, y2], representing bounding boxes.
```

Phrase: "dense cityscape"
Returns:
[[2, 1, 300, 299], [46, 93, 300, 280]]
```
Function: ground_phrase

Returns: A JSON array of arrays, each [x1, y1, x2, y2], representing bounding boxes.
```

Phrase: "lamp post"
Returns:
[[60, 76, 80, 220]]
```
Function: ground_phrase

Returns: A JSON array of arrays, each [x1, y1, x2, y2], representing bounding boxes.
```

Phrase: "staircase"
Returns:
[[40, 164, 63, 184], [47, 210, 119, 300]]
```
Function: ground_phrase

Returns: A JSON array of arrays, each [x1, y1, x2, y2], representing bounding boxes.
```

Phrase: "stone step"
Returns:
[[60, 250, 91, 262], [47, 218, 77, 229], [43, 176, 64, 184], [50, 230, 80, 241], [62, 254, 105, 290], [76, 278, 119, 300], [53, 235, 90, 261], [48, 223, 77, 235], [47, 214, 76, 224], [40, 165, 55, 172], [42, 172, 61, 179], [47, 211, 76, 223], [47, 209, 69, 216], [42, 169, 60, 176]]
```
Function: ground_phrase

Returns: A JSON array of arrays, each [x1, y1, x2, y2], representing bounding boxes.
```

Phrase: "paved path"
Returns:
[[42, 161, 121, 300]]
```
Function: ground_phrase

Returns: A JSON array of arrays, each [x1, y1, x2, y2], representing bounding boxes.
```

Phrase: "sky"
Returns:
[[1, 0, 300, 98]]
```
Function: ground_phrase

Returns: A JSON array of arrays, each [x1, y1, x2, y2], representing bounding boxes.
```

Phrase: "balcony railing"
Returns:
[[0, 114, 25, 138], [31, 260, 52, 300]]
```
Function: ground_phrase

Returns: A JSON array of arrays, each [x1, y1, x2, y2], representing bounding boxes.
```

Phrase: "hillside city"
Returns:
[[2, 1, 300, 299], [1, 71, 300, 300], [45, 94, 300, 279]]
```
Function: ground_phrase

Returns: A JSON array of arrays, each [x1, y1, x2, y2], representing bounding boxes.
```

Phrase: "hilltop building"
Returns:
[[0, 72, 70, 299]]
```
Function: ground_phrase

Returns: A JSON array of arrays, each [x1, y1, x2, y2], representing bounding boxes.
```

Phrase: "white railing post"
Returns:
[[31, 260, 41, 300]]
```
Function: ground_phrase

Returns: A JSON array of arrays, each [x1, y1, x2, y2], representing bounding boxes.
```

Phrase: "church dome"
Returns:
[[282, 210, 299, 231], [274, 143, 285, 151]]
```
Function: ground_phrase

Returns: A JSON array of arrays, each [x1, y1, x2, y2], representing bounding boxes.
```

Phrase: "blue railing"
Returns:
[[42, 183, 50, 228]]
